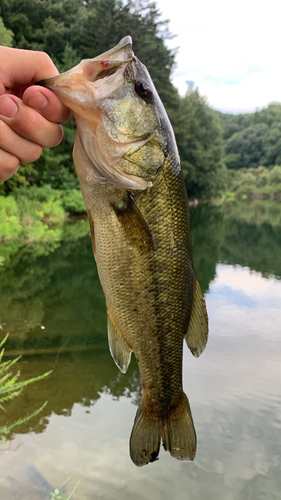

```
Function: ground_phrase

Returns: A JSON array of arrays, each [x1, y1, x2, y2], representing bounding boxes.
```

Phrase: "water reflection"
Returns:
[[0, 201, 281, 498], [191, 201, 281, 283], [0, 350, 141, 437]]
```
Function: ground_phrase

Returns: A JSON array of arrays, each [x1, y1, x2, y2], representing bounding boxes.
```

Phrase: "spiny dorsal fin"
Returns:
[[107, 310, 132, 373], [111, 192, 154, 253], [185, 275, 208, 357]]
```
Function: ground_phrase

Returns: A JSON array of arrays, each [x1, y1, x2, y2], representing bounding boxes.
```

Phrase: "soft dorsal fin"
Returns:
[[107, 310, 132, 373], [185, 275, 208, 357]]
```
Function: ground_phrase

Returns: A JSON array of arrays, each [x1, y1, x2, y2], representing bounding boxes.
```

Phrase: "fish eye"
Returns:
[[134, 80, 153, 102]]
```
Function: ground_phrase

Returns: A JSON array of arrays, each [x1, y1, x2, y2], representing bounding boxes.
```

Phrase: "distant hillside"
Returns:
[[217, 103, 281, 169]]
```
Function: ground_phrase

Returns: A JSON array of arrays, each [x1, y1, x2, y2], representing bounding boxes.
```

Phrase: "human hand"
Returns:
[[0, 46, 71, 183]]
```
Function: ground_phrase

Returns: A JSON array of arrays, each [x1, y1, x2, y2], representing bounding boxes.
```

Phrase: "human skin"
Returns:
[[0, 46, 71, 183]]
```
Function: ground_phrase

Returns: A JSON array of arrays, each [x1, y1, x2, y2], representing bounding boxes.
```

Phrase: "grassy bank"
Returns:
[[0, 184, 86, 241], [0, 185, 88, 268], [219, 165, 281, 202], [2, 168, 281, 267]]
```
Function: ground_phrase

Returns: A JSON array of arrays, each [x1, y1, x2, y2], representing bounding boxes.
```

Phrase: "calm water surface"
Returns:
[[0, 202, 281, 499]]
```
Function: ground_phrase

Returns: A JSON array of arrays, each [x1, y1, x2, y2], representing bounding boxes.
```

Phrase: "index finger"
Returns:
[[0, 47, 59, 93]]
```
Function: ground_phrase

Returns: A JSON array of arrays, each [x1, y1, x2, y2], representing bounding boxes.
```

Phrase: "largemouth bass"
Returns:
[[40, 36, 208, 466]]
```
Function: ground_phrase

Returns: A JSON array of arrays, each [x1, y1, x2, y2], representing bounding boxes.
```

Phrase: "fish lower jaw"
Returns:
[[77, 135, 153, 190]]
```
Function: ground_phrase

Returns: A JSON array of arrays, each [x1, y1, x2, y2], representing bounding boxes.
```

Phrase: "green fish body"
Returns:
[[41, 36, 208, 466]]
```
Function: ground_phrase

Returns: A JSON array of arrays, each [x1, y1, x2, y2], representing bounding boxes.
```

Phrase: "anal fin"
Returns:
[[107, 310, 132, 373], [185, 275, 208, 357]]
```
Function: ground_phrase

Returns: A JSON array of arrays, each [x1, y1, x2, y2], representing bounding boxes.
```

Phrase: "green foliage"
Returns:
[[256, 102, 281, 126], [224, 153, 241, 170], [176, 88, 225, 198], [260, 123, 281, 166], [268, 164, 281, 185], [49, 478, 80, 500], [24, 221, 61, 244], [0, 197, 23, 240], [61, 189, 85, 214], [219, 102, 281, 138], [21, 147, 78, 191], [222, 165, 281, 201], [0, 186, 87, 255], [219, 102, 281, 171], [0, 163, 35, 196], [225, 123, 269, 169], [0, 15, 14, 46], [2, 0, 281, 201], [0, 146, 78, 195], [0, 0, 226, 200], [0, 334, 51, 443], [54, 43, 81, 73], [12, 185, 65, 222], [218, 111, 255, 140]]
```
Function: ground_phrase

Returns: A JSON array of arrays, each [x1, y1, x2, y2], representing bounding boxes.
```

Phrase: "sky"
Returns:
[[156, 0, 281, 114]]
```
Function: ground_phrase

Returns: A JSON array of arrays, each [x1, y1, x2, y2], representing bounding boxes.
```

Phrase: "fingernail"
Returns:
[[0, 96, 19, 118], [27, 91, 48, 110]]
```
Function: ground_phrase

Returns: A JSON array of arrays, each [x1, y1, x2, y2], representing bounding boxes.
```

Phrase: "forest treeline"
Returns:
[[0, 0, 225, 201], [0, 0, 281, 209], [219, 103, 281, 170]]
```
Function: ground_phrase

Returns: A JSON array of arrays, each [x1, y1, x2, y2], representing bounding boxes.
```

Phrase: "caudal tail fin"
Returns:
[[129, 393, 196, 467]]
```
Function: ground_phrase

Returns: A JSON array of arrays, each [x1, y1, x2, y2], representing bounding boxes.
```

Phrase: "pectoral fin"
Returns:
[[111, 192, 154, 253], [107, 310, 132, 373], [185, 275, 208, 357]]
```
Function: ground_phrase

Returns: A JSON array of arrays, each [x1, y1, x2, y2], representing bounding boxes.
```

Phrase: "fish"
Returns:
[[40, 36, 208, 466]]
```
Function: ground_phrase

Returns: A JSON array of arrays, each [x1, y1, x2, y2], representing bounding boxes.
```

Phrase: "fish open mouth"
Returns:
[[39, 58, 131, 91], [37, 36, 133, 90]]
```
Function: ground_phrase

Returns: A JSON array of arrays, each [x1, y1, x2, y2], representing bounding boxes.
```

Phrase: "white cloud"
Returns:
[[156, 0, 281, 112]]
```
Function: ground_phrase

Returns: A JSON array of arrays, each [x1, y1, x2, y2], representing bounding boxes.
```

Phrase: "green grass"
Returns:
[[0, 335, 80, 498], [0, 333, 51, 444], [49, 479, 80, 500]]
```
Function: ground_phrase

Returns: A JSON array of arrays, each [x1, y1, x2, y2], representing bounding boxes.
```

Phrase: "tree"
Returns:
[[0, 0, 224, 199], [218, 111, 255, 140], [0, 0, 84, 57], [225, 123, 269, 169], [0, 16, 14, 46], [219, 102, 281, 171], [176, 88, 225, 198], [261, 123, 281, 166]]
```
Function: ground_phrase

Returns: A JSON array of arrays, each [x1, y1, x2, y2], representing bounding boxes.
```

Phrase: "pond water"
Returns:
[[0, 202, 281, 500]]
